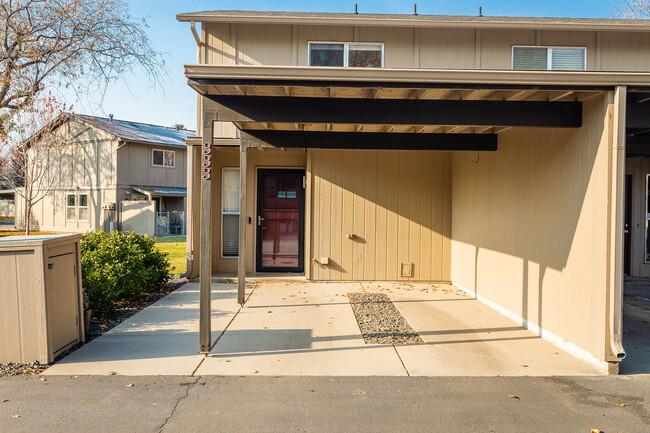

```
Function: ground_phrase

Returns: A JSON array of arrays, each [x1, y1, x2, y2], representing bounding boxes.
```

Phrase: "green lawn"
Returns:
[[154, 236, 187, 275]]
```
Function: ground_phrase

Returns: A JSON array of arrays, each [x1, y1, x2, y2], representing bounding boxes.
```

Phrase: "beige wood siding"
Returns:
[[203, 22, 650, 72], [450, 93, 612, 361], [117, 143, 187, 188], [309, 149, 451, 281]]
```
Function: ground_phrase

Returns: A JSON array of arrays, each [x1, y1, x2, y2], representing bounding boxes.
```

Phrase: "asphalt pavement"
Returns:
[[1, 375, 648, 432]]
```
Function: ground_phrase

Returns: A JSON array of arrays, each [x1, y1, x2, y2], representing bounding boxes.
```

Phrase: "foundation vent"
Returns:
[[400, 263, 413, 278]]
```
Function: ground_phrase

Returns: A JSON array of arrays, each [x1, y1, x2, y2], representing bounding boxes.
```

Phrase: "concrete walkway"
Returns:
[[45, 280, 603, 376], [44, 282, 241, 376]]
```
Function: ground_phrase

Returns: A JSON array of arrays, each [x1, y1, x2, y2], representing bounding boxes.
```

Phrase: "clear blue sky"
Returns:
[[55, 1, 621, 131]]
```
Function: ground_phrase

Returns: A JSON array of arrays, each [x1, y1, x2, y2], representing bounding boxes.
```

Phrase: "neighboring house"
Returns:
[[177, 10, 650, 373], [14, 114, 194, 236]]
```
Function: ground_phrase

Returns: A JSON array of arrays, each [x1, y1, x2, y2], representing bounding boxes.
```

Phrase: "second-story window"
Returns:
[[512, 46, 586, 71], [152, 149, 175, 168], [309, 42, 383, 67]]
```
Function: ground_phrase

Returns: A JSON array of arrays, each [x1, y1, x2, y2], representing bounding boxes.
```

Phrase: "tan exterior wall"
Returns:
[[14, 119, 118, 232], [16, 187, 117, 233], [309, 149, 451, 281], [203, 23, 650, 72], [624, 157, 650, 277], [117, 142, 187, 189], [450, 93, 612, 365]]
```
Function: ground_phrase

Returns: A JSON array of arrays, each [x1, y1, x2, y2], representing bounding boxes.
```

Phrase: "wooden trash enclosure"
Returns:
[[0, 234, 84, 364]]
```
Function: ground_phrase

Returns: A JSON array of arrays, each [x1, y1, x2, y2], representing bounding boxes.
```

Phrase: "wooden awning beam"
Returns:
[[240, 130, 497, 151], [207, 95, 582, 128]]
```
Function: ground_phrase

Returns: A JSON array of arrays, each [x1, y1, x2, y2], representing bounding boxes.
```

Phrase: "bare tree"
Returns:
[[615, 1, 650, 18], [0, 0, 165, 136], [0, 95, 68, 234]]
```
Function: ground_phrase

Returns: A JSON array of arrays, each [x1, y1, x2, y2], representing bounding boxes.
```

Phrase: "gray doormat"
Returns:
[[347, 293, 424, 345]]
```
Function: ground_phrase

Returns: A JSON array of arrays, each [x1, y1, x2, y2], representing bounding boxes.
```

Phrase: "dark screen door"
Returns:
[[256, 169, 305, 272], [624, 174, 632, 275]]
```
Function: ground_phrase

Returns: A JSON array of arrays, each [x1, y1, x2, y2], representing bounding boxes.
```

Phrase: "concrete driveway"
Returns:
[[196, 281, 599, 376], [46, 280, 602, 376]]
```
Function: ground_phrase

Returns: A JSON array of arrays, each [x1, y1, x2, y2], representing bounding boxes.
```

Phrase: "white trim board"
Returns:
[[452, 282, 611, 374]]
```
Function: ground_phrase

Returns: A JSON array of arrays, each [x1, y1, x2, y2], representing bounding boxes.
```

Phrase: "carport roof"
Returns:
[[132, 186, 187, 197]]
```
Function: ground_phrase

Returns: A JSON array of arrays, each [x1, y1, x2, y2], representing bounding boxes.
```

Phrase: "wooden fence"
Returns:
[[120, 200, 155, 236], [0, 200, 15, 225]]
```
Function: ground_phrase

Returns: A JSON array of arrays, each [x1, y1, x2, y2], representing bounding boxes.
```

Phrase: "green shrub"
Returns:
[[80, 230, 170, 317]]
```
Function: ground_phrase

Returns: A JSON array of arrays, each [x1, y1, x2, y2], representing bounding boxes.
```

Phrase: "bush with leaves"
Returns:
[[80, 230, 170, 316]]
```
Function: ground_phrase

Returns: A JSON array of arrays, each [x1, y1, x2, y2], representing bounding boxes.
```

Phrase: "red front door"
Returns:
[[256, 169, 305, 272]]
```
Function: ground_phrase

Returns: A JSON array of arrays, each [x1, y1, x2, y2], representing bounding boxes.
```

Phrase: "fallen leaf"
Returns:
[[508, 394, 520, 400], [11, 415, 19, 418], [69, 375, 78, 379], [591, 429, 601, 433], [616, 403, 626, 407], [308, 389, 314, 392], [225, 359, 231, 362], [1, 399, 8, 402], [126, 384, 134, 387], [520, 364, 528, 368], [108, 371, 117, 375]]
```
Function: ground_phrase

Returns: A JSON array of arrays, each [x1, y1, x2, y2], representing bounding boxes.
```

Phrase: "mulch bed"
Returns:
[[348, 292, 424, 345], [0, 276, 188, 377]]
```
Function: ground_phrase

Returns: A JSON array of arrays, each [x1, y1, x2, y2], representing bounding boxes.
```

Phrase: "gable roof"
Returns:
[[73, 114, 195, 148], [177, 10, 650, 32]]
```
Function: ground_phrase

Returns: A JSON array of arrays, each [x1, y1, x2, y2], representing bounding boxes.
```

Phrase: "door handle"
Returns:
[[48, 263, 54, 270], [258, 215, 265, 226]]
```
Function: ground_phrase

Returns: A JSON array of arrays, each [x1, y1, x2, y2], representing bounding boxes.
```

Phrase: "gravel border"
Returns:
[[348, 292, 424, 345], [0, 275, 188, 377]]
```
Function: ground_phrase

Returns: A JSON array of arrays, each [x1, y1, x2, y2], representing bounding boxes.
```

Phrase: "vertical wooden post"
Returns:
[[199, 113, 215, 354], [238, 142, 248, 305], [607, 86, 626, 368]]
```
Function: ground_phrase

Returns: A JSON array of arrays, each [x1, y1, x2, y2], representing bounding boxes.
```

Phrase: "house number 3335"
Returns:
[[201, 142, 212, 180]]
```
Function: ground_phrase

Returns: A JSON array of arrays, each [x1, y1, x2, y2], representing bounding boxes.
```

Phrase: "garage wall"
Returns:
[[310, 149, 452, 281], [450, 93, 612, 365]]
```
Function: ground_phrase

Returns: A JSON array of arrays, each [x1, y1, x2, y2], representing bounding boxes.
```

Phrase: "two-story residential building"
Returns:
[[177, 10, 650, 373], [15, 114, 194, 236]]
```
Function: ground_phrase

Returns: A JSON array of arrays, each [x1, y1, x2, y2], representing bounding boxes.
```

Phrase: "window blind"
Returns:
[[512, 47, 548, 70], [222, 168, 240, 257], [550, 49, 586, 71]]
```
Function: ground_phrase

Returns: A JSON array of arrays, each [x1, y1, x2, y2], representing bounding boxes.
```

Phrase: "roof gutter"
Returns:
[[190, 21, 202, 48]]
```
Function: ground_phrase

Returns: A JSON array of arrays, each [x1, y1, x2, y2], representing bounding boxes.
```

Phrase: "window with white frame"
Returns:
[[78, 193, 89, 221], [222, 168, 240, 257], [309, 42, 383, 67], [512, 46, 586, 71], [66, 194, 76, 220], [152, 149, 175, 167]]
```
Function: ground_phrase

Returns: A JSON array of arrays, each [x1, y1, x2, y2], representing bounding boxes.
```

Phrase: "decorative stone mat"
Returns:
[[347, 292, 424, 345]]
